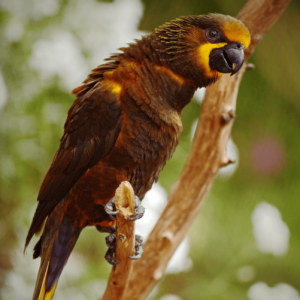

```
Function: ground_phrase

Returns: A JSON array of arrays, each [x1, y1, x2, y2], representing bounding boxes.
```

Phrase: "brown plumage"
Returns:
[[26, 14, 250, 299]]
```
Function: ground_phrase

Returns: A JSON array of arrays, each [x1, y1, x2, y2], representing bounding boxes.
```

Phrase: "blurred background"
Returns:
[[0, 0, 300, 299]]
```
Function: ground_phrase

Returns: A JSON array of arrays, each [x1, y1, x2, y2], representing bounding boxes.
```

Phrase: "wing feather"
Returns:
[[25, 80, 121, 248]]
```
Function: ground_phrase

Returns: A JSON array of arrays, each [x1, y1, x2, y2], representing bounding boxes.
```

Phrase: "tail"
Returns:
[[32, 206, 81, 300]]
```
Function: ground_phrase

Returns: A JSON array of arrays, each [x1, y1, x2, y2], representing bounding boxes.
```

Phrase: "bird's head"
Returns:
[[153, 14, 251, 87]]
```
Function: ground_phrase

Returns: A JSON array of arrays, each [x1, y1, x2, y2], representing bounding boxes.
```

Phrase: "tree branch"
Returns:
[[122, 0, 291, 299], [101, 181, 136, 300]]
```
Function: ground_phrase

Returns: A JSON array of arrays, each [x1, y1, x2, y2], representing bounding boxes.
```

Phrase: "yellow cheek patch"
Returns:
[[198, 42, 227, 78], [222, 21, 251, 49], [155, 65, 185, 85]]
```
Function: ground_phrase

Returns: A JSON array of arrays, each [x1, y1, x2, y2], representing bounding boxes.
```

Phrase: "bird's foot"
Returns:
[[105, 231, 121, 265], [104, 197, 119, 221], [104, 231, 144, 264], [104, 195, 145, 221], [129, 234, 144, 260], [103, 194, 145, 265], [128, 195, 145, 221]]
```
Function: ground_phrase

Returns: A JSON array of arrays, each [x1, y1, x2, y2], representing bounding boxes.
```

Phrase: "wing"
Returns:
[[26, 78, 121, 248]]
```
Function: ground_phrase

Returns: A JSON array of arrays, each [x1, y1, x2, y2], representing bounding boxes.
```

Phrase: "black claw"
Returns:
[[128, 196, 145, 221], [129, 234, 144, 260], [105, 248, 121, 265], [104, 197, 120, 218]]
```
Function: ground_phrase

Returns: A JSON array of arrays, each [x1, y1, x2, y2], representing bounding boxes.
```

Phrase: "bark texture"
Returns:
[[101, 182, 136, 300]]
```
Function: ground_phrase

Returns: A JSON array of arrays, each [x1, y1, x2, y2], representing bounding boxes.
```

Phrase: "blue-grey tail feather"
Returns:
[[46, 217, 80, 291], [32, 199, 81, 300]]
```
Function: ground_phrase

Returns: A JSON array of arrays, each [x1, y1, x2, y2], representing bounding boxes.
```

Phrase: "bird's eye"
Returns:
[[208, 30, 217, 38], [205, 28, 223, 43]]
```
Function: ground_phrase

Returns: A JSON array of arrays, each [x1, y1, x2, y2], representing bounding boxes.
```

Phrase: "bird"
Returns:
[[25, 13, 250, 300]]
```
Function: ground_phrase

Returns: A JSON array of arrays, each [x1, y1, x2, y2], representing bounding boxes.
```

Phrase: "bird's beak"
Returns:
[[209, 43, 245, 76]]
